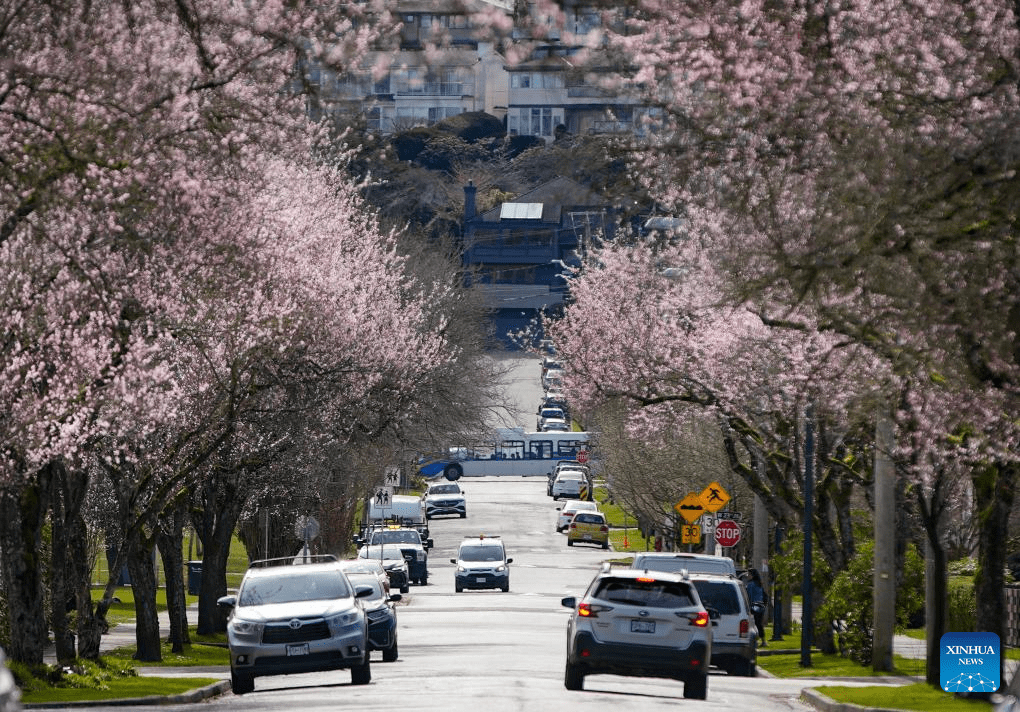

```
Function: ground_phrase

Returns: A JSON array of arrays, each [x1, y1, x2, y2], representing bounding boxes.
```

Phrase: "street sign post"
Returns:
[[714, 519, 742, 548]]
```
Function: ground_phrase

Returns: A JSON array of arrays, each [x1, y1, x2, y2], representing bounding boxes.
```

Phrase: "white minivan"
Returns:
[[630, 552, 737, 577]]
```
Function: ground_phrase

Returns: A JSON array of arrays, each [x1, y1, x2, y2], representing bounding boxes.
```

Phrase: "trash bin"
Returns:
[[187, 561, 202, 597]]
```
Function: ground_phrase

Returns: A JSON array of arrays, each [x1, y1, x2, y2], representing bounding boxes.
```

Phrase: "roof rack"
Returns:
[[248, 554, 338, 568]]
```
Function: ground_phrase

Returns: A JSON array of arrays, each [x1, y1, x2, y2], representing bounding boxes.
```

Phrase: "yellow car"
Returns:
[[566, 511, 610, 549]]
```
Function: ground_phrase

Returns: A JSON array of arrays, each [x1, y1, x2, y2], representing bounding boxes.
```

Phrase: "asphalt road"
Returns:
[[33, 475, 921, 712]]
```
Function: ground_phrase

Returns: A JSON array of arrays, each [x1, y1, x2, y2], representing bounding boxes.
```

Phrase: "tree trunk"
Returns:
[[972, 461, 1017, 697], [0, 469, 53, 665], [126, 542, 162, 662], [49, 465, 76, 665], [925, 532, 947, 687], [196, 505, 241, 634], [156, 508, 190, 653]]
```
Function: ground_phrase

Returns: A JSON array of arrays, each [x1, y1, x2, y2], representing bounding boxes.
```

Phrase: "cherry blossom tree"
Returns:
[[549, 0, 1020, 681]]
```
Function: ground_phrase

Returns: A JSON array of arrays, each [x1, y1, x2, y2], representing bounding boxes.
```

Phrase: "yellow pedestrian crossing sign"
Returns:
[[700, 482, 730, 513], [675, 493, 707, 523]]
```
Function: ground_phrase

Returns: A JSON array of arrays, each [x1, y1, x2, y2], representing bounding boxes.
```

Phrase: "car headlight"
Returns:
[[229, 617, 264, 639], [326, 611, 362, 636], [495, 565, 506, 572], [457, 565, 467, 573], [366, 608, 390, 622], [416, 551, 426, 561]]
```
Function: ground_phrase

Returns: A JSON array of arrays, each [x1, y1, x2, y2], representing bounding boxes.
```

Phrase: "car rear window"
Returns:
[[593, 579, 696, 608], [691, 580, 742, 615], [573, 513, 604, 524]]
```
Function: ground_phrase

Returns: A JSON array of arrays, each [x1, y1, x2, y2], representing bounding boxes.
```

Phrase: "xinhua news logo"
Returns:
[[940, 632, 1000, 694]]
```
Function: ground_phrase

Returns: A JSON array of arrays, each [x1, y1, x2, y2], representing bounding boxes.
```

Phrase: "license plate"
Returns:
[[631, 620, 655, 634], [583, 533, 592, 540], [287, 643, 309, 656], [475, 576, 487, 582]]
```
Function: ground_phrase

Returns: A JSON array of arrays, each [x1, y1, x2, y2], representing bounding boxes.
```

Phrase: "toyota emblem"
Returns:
[[289, 619, 302, 629], [638, 610, 649, 617]]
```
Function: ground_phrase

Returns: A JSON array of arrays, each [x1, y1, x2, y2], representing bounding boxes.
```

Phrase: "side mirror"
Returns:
[[426, 539, 435, 549], [388, 594, 403, 603], [355, 585, 374, 599], [450, 558, 457, 564], [561, 596, 576, 609], [505, 558, 514, 565], [217, 595, 237, 610]]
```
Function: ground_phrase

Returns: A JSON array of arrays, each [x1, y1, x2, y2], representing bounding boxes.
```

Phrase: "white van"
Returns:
[[366, 494, 428, 535], [630, 552, 736, 577]]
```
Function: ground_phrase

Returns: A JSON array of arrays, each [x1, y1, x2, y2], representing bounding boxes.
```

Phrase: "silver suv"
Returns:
[[631, 552, 737, 577], [687, 573, 758, 676], [217, 556, 373, 694], [560, 567, 712, 699], [423, 481, 467, 519]]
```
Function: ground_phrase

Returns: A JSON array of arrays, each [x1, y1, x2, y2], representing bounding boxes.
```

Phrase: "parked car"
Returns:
[[423, 481, 467, 519], [542, 420, 571, 432], [561, 567, 711, 698], [0, 647, 20, 712], [338, 558, 390, 594], [450, 535, 512, 592], [566, 511, 610, 549], [358, 544, 411, 593], [555, 499, 600, 532], [631, 552, 737, 577], [551, 470, 589, 500], [217, 555, 372, 694], [547, 461, 590, 496], [345, 573, 401, 662], [687, 572, 758, 676], [355, 526, 432, 586], [537, 406, 567, 430]]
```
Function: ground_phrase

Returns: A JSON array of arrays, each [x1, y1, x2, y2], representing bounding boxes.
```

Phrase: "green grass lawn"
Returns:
[[813, 683, 992, 711], [20, 675, 222, 705]]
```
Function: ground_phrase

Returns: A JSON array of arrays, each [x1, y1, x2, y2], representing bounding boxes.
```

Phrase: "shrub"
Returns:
[[819, 540, 925, 665], [947, 582, 976, 632]]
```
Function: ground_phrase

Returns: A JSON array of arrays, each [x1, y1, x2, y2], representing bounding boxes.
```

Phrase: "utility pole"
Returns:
[[801, 404, 814, 668], [873, 410, 896, 672]]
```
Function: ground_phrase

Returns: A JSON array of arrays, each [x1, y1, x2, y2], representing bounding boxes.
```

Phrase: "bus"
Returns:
[[417, 428, 594, 480]]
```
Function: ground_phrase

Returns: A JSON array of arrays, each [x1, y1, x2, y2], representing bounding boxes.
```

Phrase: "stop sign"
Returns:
[[714, 519, 741, 548], [576, 450, 589, 464]]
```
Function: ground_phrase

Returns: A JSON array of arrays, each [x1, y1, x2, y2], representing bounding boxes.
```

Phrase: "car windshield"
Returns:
[[345, 574, 385, 601], [360, 545, 405, 561], [593, 579, 696, 609], [459, 544, 504, 562], [691, 580, 742, 615], [373, 531, 420, 544], [239, 569, 349, 606], [429, 484, 460, 495]]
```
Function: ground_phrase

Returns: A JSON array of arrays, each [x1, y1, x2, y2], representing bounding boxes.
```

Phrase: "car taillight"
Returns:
[[569, 523, 577, 529], [578, 602, 612, 618], [690, 610, 710, 627], [600, 526, 608, 532], [740, 618, 750, 637]]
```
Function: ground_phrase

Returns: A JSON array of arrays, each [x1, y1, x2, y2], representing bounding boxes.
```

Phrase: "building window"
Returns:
[[507, 107, 563, 138], [511, 73, 564, 89]]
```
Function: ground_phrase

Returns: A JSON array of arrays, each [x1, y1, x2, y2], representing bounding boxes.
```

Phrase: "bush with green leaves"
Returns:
[[818, 540, 925, 665], [947, 581, 976, 632]]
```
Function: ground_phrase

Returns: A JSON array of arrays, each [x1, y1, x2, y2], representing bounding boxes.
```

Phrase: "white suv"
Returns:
[[631, 552, 737, 577], [687, 573, 758, 676], [561, 567, 712, 698]]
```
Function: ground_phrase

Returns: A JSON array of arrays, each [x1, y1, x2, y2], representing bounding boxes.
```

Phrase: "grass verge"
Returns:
[[813, 683, 992, 711], [21, 676, 222, 704]]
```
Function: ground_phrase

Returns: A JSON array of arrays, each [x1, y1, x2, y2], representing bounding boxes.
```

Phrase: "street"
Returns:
[[48, 476, 894, 712]]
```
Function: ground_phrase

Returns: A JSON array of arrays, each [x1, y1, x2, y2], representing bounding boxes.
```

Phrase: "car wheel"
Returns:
[[683, 672, 708, 700], [444, 463, 463, 481], [231, 669, 254, 695], [564, 662, 584, 691], [455, 583, 463, 593], [501, 583, 509, 592], [736, 658, 757, 677], [460, 512, 466, 518], [420, 574, 428, 586], [383, 642, 398, 663], [567, 539, 574, 546], [602, 541, 609, 550], [351, 657, 372, 685], [400, 583, 409, 594]]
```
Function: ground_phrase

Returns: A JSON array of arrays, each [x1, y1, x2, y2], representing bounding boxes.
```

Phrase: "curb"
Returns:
[[23, 680, 231, 709], [800, 687, 911, 712]]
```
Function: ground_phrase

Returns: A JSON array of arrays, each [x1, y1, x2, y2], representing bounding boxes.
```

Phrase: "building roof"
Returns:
[[476, 176, 607, 224]]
